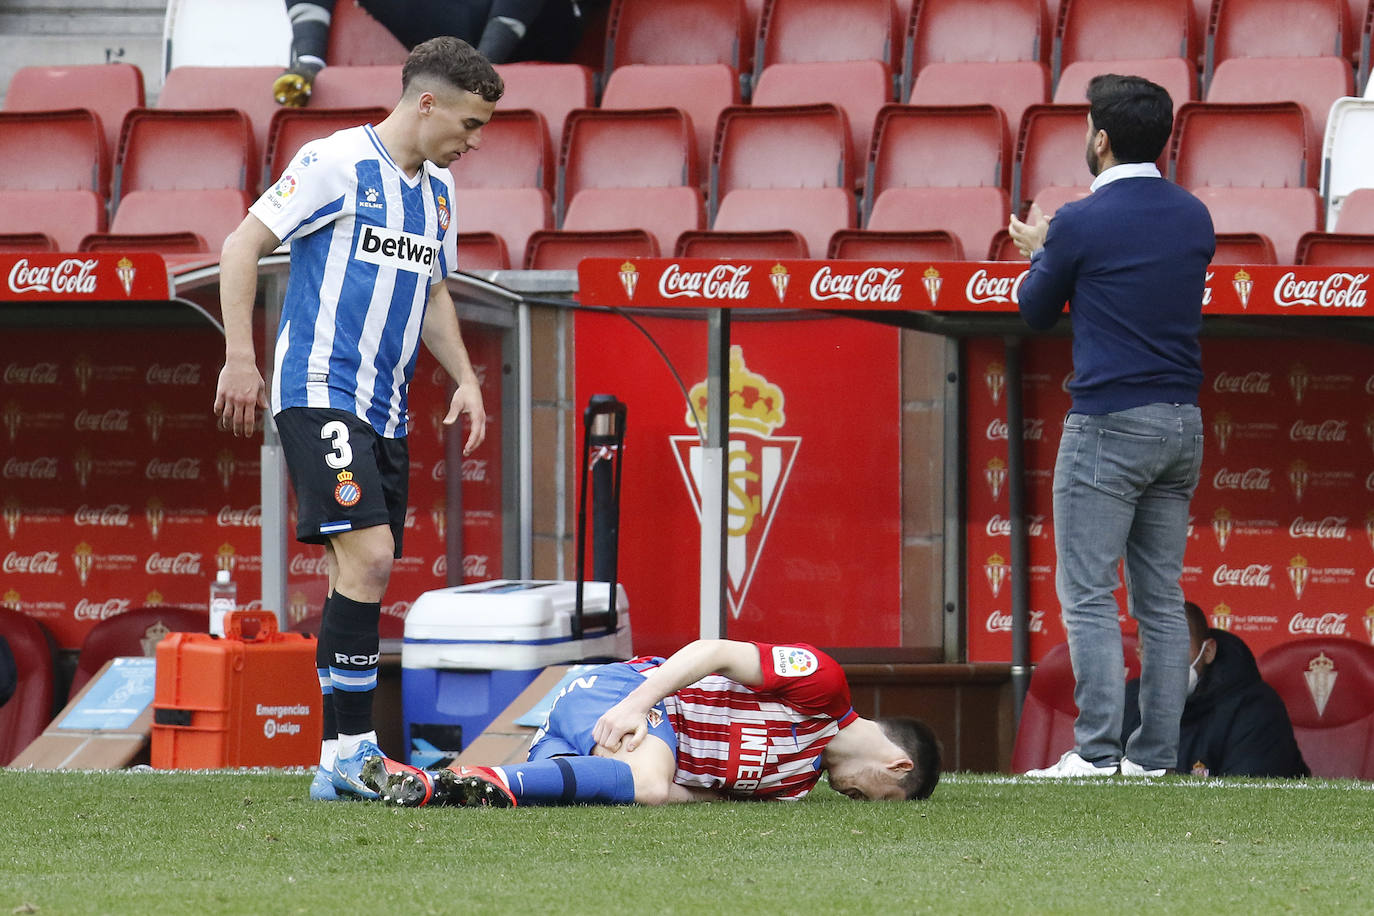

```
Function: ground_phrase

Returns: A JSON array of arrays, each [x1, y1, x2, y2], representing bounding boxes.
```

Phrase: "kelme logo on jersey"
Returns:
[[772, 646, 817, 677], [356, 225, 439, 274]]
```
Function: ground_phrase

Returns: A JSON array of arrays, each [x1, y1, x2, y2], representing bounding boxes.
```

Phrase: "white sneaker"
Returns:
[[1120, 758, 1167, 777], [1023, 751, 1119, 778]]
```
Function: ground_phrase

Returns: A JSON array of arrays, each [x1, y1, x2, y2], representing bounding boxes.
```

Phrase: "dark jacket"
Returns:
[[1123, 629, 1309, 777], [0, 635, 15, 708]]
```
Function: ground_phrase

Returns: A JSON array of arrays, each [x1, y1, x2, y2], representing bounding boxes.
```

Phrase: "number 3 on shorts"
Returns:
[[320, 420, 353, 469]]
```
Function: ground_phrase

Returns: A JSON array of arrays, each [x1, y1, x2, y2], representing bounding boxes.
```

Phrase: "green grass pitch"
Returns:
[[1, 769, 1369, 915]]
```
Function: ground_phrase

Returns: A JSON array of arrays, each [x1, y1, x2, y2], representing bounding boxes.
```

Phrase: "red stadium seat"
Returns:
[[1011, 636, 1141, 773], [1321, 97, 1374, 230], [0, 190, 105, 251], [1192, 186, 1322, 263], [457, 232, 511, 270], [1207, 0, 1346, 83], [1294, 231, 1374, 263], [1032, 184, 1093, 215], [67, 606, 208, 701], [712, 186, 855, 257], [443, 109, 553, 194], [1212, 231, 1278, 263], [601, 64, 739, 183], [827, 228, 964, 259], [755, 0, 902, 77], [0, 233, 58, 253], [557, 108, 696, 223], [325, 0, 409, 66], [866, 105, 1010, 220], [711, 103, 852, 215], [988, 228, 1023, 260], [456, 187, 553, 264], [1172, 102, 1311, 189], [159, 66, 282, 181], [1053, 57, 1197, 109], [80, 231, 210, 254], [752, 60, 894, 182], [1055, 0, 1194, 80], [495, 63, 596, 151], [1257, 638, 1374, 780], [675, 228, 809, 257], [265, 106, 391, 187], [905, 0, 1048, 91], [3, 62, 144, 182], [1206, 56, 1353, 174], [307, 65, 403, 109], [0, 110, 106, 194], [604, 0, 748, 71], [525, 228, 659, 268], [1334, 187, 1374, 230], [562, 186, 706, 254], [1013, 104, 1095, 214], [108, 189, 254, 254], [113, 109, 258, 205], [907, 61, 1050, 145], [0, 608, 58, 766], [866, 186, 1010, 261]]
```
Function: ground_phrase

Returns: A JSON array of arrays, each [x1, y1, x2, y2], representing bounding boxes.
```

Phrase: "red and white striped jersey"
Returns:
[[648, 642, 858, 801]]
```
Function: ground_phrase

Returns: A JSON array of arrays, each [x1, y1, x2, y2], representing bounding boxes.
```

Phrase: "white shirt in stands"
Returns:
[[250, 124, 458, 438]]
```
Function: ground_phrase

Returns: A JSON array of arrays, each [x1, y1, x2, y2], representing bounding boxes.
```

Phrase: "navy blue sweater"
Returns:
[[1017, 177, 1215, 415]]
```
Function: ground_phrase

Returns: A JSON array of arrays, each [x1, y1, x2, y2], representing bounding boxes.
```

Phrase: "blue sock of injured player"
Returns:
[[493, 757, 636, 805]]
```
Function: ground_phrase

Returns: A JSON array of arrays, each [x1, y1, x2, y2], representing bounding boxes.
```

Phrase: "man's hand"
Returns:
[[1008, 203, 1050, 258], [214, 358, 267, 437], [443, 382, 486, 455], [592, 697, 652, 753]]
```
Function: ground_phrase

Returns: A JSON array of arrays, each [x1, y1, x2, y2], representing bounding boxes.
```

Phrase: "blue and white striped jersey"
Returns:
[[251, 124, 459, 438]]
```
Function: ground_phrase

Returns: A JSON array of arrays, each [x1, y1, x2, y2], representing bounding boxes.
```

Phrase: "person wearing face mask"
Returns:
[[1121, 602, 1309, 778]]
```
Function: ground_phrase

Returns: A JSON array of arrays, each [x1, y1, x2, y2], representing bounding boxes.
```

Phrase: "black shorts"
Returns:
[[275, 407, 408, 557]]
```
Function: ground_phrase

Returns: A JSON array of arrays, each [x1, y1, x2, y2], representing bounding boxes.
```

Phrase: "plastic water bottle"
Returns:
[[209, 569, 237, 637]]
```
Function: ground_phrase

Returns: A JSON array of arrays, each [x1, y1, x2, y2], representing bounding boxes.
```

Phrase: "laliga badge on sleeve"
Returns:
[[772, 646, 818, 678]]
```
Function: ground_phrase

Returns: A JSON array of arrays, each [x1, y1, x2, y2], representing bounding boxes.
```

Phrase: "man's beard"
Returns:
[[1085, 144, 1101, 177]]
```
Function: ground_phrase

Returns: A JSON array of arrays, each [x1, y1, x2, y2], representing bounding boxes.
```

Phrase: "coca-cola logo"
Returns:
[[146, 363, 202, 386], [1288, 516, 1348, 539], [1366, 568, 1374, 588], [984, 514, 1046, 537], [145, 457, 201, 480], [657, 263, 751, 300], [1288, 612, 1348, 636], [74, 504, 131, 527], [463, 554, 489, 577], [432, 555, 446, 577], [985, 609, 1046, 633], [808, 266, 904, 303], [1273, 271, 1368, 309], [1212, 467, 1272, 491], [144, 551, 203, 575], [964, 268, 1027, 305], [431, 460, 446, 482], [216, 505, 262, 527], [461, 458, 487, 482], [1212, 563, 1272, 587], [74, 597, 131, 621], [3, 550, 59, 574], [74, 409, 131, 432], [986, 418, 1045, 441], [7, 257, 98, 295], [289, 553, 329, 576], [3, 456, 58, 479], [1211, 371, 1271, 394], [3, 362, 58, 384], [1288, 419, 1347, 442], [382, 600, 411, 620], [1201, 271, 1213, 306]]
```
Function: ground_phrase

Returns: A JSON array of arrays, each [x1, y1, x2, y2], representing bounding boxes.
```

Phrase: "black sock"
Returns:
[[321, 591, 380, 736], [314, 598, 338, 742], [287, 0, 335, 69]]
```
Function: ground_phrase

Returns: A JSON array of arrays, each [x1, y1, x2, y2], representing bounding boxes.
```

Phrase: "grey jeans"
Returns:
[[1052, 402, 1204, 769]]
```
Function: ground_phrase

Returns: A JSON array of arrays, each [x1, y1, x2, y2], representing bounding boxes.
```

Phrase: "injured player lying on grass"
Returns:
[[361, 638, 942, 807]]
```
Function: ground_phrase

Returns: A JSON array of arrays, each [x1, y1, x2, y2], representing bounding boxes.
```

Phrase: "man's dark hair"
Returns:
[[1184, 600, 1210, 644], [876, 717, 942, 800], [402, 36, 504, 103], [1085, 73, 1173, 164]]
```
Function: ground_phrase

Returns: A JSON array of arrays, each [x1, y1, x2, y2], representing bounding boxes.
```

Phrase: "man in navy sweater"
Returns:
[[1010, 74, 1215, 778]]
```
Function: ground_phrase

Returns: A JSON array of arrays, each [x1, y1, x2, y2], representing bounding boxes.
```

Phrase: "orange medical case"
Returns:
[[152, 610, 322, 768]]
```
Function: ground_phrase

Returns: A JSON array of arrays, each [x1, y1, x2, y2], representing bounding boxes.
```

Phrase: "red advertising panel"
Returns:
[[2, 253, 170, 301], [574, 311, 902, 657]]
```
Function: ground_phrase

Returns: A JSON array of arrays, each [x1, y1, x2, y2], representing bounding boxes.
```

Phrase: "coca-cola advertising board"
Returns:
[[573, 311, 902, 657]]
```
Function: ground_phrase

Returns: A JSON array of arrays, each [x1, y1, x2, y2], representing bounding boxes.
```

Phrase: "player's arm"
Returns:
[[214, 214, 282, 437], [421, 281, 486, 456], [592, 640, 764, 752]]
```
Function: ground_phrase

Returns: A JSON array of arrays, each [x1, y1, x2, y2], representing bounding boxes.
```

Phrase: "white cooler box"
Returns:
[[401, 579, 631, 765]]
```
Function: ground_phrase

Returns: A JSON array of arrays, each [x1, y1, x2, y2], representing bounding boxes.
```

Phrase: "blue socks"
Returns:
[[494, 757, 636, 806]]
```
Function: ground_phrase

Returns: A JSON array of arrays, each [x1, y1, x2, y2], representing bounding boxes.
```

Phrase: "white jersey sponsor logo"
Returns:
[[355, 225, 439, 274]]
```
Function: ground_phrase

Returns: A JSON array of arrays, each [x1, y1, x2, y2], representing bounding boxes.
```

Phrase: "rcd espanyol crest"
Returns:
[[670, 346, 800, 618]]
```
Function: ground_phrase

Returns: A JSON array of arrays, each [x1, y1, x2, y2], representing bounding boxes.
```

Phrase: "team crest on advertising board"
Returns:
[[1304, 651, 1337, 717], [670, 346, 800, 619]]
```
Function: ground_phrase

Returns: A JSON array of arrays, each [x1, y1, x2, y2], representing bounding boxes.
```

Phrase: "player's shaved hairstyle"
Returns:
[[877, 717, 942, 800], [1086, 73, 1172, 164], [402, 36, 504, 103]]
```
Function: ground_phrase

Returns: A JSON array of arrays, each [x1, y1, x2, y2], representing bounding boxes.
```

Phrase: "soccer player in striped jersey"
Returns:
[[214, 37, 503, 801], [368, 639, 942, 807]]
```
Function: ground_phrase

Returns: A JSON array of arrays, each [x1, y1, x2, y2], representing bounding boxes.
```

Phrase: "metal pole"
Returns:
[[698, 309, 730, 639], [1005, 336, 1031, 726], [259, 269, 287, 628]]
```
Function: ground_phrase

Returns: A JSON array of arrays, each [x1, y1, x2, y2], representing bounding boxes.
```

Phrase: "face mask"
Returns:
[[1186, 642, 1208, 695]]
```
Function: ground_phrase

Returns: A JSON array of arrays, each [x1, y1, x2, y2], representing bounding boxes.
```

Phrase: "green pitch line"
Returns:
[[0, 770, 1368, 915]]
